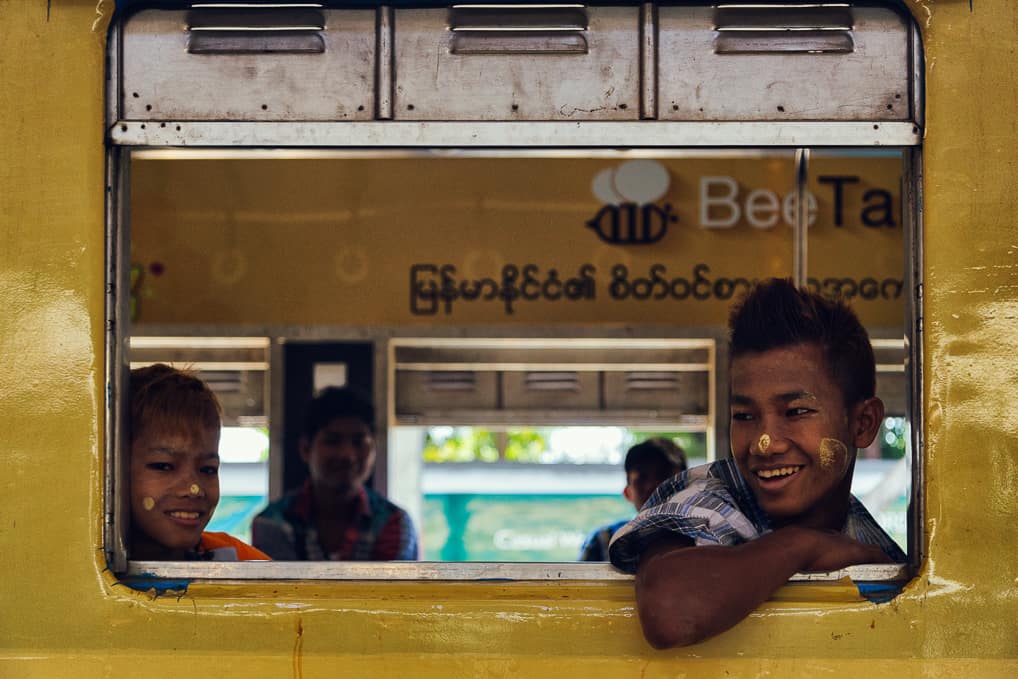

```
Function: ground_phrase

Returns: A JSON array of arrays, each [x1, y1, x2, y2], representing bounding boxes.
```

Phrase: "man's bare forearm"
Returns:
[[635, 527, 823, 649]]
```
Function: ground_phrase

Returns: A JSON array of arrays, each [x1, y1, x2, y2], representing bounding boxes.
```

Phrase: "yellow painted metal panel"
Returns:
[[1, 0, 1017, 675]]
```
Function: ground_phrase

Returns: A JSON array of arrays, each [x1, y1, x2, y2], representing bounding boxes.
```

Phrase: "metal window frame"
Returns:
[[104, 2, 924, 583]]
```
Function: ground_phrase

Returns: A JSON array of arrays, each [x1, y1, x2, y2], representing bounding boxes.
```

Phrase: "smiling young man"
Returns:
[[252, 387, 419, 561], [608, 278, 905, 648], [129, 364, 268, 561]]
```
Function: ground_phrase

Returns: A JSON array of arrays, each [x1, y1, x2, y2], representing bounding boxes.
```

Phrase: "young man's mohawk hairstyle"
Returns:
[[728, 278, 876, 406]]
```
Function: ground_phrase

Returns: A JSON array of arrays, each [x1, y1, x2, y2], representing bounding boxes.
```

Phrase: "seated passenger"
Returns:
[[578, 438, 687, 561], [609, 278, 906, 649], [129, 364, 269, 560], [252, 387, 419, 560]]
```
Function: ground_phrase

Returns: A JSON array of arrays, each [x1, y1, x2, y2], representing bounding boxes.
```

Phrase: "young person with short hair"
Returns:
[[579, 438, 687, 562], [129, 363, 269, 560], [252, 387, 419, 561], [609, 278, 905, 648]]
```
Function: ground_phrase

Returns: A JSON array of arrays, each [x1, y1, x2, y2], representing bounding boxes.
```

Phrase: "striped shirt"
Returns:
[[252, 481, 419, 561], [608, 459, 906, 573]]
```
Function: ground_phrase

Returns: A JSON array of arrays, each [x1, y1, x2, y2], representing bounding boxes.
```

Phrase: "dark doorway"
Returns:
[[282, 341, 374, 494]]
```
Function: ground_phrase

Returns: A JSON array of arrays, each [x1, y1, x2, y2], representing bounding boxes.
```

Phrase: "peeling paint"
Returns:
[[91, 0, 106, 32]]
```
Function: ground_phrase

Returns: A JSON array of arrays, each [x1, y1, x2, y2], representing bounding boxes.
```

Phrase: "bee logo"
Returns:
[[587, 160, 676, 246], [586, 202, 677, 245]]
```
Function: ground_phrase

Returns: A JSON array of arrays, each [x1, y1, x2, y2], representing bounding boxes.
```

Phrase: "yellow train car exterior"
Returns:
[[2, 0, 1017, 676]]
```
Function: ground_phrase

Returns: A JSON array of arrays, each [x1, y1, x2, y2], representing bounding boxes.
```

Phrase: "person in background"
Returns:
[[609, 278, 905, 649], [252, 387, 419, 560], [129, 364, 269, 561], [578, 438, 687, 562]]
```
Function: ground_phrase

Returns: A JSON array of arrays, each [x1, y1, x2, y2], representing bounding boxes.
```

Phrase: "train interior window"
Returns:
[[388, 338, 716, 561], [118, 148, 913, 569]]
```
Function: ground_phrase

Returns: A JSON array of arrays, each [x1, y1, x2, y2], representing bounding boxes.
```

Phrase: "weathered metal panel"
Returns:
[[502, 371, 601, 410], [396, 369, 500, 415], [393, 6, 641, 120], [658, 6, 910, 121], [121, 9, 377, 121], [603, 370, 709, 414]]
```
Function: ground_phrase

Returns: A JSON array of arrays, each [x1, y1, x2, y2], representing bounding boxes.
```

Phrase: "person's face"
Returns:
[[729, 343, 883, 530], [130, 425, 221, 559], [624, 469, 671, 511], [301, 416, 376, 494]]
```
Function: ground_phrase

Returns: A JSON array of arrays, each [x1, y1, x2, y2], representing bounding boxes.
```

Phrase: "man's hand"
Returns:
[[801, 530, 894, 572]]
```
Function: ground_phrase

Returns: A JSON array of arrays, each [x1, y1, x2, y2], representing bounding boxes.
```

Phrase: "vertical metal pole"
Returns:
[[268, 337, 286, 501], [376, 6, 394, 120], [793, 147, 810, 287], [640, 2, 658, 120]]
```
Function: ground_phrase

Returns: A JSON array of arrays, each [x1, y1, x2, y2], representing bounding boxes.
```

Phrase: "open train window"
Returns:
[[105, 1, 922, 587]]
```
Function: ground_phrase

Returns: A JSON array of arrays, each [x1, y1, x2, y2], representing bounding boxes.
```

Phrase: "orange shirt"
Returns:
[[200, 531, 271, 561]]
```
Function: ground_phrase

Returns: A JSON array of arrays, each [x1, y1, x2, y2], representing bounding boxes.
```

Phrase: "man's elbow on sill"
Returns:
[[634, 573, 730, 649], [638, 608, 708, 650]]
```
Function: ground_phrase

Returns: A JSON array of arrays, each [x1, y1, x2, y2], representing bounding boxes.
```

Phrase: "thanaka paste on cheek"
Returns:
[[819, 438, 848, 468], [142, 496, 155, 511], [758, 434, 771, 453], [190, 484, 201, 496]]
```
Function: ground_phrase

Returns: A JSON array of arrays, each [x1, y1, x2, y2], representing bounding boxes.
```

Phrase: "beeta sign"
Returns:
[[585, 163, 897, 246], [697, 174, 896, 231]]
